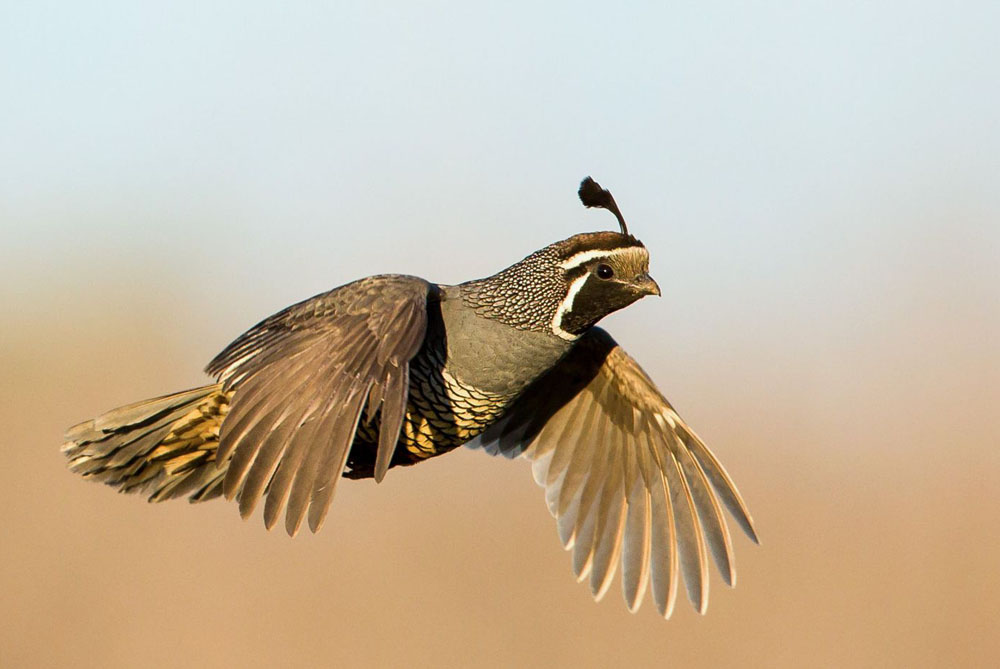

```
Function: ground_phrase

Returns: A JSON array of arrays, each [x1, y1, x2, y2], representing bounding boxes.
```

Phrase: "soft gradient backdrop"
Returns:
[[3, 2, 999, 667]]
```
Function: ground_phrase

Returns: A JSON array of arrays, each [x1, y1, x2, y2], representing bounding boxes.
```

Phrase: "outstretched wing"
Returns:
[[205, 274, 432, 536], [475, 327, 757, 617]]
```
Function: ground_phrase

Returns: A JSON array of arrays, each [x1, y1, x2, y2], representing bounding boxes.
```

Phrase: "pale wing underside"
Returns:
[[476, 327, 758, 616], [205, 275, 431, 536]]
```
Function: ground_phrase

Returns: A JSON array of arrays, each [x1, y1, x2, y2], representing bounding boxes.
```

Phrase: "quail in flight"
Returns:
[[63, 177, 758, 617]]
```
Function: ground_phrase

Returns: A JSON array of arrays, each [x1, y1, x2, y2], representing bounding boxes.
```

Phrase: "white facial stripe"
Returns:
[[559, 246, 641, 271], [551, 274, 590, 341]]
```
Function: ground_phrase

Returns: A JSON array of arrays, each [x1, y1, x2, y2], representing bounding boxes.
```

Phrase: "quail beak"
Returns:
[[634, 273, 661, 297]]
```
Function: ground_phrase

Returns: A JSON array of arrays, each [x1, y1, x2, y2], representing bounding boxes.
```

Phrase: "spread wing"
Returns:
[[474, 327, 758, 617], [205, 274, 431, 536]]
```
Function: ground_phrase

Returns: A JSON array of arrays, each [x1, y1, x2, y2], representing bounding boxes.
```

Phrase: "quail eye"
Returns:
[[596, 264, 615, 280]]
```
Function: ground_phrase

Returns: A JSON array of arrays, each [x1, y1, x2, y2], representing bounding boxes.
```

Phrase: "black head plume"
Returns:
[[578, 176, 628, 236]]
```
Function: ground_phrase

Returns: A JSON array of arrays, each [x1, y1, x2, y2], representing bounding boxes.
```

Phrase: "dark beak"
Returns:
[[635, 273, 661, 297]]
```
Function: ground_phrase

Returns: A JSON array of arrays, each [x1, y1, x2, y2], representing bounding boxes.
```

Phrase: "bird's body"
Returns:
[[353, 280, 571, 470], [63, 178, 757, 617]]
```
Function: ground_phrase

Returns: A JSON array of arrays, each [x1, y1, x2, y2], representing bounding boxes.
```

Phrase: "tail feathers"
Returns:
[[63, 384, 234, 503]]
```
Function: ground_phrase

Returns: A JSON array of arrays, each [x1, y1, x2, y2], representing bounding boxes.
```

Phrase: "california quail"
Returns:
[[63, 177, 758, 617]]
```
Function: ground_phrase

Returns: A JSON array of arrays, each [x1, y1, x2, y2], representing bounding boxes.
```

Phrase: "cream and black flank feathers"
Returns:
[[62, 177, 757, 617]]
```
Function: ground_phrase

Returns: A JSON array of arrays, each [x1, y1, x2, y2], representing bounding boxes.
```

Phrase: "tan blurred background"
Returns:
[[3, 2, 999, 667]]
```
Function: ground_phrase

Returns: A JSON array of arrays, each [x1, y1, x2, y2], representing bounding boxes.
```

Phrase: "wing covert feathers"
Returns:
[[63, 275, 431, 537], [208, 275, 431, 535], [477, 327, 757, 616]]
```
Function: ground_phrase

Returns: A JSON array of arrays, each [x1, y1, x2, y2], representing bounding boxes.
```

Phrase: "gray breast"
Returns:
[[437, 285, 574, 397]]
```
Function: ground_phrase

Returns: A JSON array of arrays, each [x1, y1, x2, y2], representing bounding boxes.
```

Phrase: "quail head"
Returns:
[[63, 177, 758, 617]]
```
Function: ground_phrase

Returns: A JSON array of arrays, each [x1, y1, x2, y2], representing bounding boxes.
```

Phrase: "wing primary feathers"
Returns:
[[287, 372, 371, 535], [262, 420, 315, 531], [681, 424, 759, 544], [221, 353, 324, 497], [217, 350, 316, 468], [543, 464, 565, 517], [572, 424, 616, 580], [556, 394, 603, 517], [589, 453, 626, 599], [590, 413, 631, 600], [237, 421, 296, 519], [306, 383, 371, 533], [571, 405, 613, 548], [660, 438, 709, 614], [530, 450, 553, 488], [365, 376, 386, 421], [671, 429, 736, 587], [622, 447, 651, 612], [557, 486, 582, 548], [237, 373, 339, 519], [373, 365, 407, 483], [642, 429, 679, 618], [542, 399, 588, 487], [572, 492, 599, 581], [225, 397, 299, 504]]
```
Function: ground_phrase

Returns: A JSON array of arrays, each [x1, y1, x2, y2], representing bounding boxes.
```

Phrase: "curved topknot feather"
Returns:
[[579, 176, 629, 236]]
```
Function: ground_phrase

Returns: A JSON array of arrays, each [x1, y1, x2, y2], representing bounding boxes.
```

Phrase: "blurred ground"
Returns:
[[2, 252, 998, 667]]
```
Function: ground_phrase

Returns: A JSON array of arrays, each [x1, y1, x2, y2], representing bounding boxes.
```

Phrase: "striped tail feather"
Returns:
[[62, 384, 234, 503]]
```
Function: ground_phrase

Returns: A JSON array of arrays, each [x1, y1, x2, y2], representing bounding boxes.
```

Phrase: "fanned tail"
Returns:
[[62, 384, 233, 503]]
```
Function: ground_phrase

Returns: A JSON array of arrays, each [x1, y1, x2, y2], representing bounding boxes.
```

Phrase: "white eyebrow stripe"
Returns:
[[550, 273, 590, 341], [558, 246, 639, 270]]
